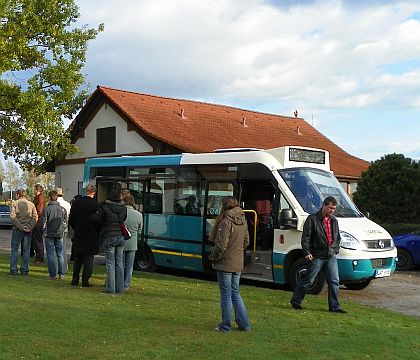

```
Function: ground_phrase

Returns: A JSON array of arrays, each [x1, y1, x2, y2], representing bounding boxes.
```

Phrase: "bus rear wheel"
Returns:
[[343, 279, 371, 290], [134, 246, 155, 272], [288, 257, 325, 295]]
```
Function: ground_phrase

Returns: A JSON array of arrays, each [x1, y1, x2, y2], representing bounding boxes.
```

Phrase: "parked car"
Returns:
[[0, 204, 12, 228], [393, 233, 420, 271]]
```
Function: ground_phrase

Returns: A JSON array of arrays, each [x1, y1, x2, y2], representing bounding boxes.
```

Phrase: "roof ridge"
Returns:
[[97, 85, 299, 121]]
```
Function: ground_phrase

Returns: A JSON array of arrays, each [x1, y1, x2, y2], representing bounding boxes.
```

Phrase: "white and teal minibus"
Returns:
[[84, 146, 397, 293]]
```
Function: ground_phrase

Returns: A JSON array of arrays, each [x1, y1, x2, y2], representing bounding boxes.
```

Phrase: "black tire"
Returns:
[[288, 257, 325, 295], [396, 248, 414, 271], [343, 279, 371, 290], [133, 245, 155, 272]]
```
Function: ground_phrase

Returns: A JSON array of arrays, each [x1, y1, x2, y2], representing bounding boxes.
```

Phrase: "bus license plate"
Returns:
[[375, 269, 391, 278]]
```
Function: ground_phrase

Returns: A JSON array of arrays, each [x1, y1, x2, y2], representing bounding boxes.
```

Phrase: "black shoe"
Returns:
[[291, 303, 303, 310], [71, 281, 79, 286], [329, 309, 347, 313], [81, 283, 92, 288]]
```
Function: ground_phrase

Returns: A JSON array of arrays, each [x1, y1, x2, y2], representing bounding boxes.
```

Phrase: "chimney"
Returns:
[[181, 108, 187, 119]]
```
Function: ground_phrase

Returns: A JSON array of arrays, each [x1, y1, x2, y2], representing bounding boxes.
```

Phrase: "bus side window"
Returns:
[[206, 182, 235, 216]]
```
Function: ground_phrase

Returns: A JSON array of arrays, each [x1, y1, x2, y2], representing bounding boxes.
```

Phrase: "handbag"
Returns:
[[121, 223, 132, 240]]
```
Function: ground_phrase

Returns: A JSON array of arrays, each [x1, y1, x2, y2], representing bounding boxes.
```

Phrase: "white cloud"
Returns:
[[74, 0, 420, 160]]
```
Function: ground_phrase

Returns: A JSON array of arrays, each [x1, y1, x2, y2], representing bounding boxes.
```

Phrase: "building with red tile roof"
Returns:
[[56, 85, 369, 199]]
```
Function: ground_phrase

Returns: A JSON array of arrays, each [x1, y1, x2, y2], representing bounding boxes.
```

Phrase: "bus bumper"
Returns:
[[337, 257, 397, 282]]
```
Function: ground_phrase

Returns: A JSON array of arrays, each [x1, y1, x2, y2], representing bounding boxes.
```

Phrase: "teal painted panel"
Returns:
[[337, 257, 396, 281], [272, 252, 287, 284]]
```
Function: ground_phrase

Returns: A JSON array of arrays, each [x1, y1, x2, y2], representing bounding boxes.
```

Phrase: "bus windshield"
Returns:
[[279, 168, 362, 217]]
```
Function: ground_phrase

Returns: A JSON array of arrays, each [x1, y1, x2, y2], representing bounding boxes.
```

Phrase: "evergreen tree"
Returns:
[[353, 154, 420, 224]]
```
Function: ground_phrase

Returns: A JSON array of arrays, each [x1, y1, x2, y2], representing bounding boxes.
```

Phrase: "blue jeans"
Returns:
[[45, 237, 65, 278], [216, 271, 250, 332], [124, 250, 136, 289], [291, 256, 341, 311], [10, 229, 32, 274], [104, 235, 125, 293]]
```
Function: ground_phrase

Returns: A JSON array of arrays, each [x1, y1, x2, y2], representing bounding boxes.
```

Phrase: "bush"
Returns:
[[381, 223, 420, 236]]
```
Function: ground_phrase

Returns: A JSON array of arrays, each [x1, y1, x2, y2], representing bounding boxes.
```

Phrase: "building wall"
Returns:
[[56, 102, 153, 199], [55, 163, 84, 201], [66, 103, 152, 160]]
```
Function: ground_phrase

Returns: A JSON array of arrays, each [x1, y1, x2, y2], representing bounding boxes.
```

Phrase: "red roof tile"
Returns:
[[81, 86, 369, 178]]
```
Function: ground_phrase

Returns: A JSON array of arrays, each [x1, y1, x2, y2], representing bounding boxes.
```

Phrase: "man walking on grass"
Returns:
[[290, 196, 346, 313]]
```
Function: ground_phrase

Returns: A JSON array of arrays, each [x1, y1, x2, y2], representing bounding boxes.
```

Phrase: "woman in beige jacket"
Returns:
[[209, 197, 250, 333]]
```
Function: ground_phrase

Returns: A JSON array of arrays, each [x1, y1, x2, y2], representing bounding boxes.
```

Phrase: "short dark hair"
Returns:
[[323, 196, 337, 206], [34, 184, 43, 192], [107, 189, 121, 202], [86, 184, 96, 195], [48, 190, 58, 201]]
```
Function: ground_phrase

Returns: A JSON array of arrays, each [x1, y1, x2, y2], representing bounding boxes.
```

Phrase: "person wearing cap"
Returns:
[[55, 187, 71, 272]]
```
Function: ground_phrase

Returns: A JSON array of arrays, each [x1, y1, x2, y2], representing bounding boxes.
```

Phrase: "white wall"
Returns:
[[66, 103, 152, 159], [55, 163, 84, 201], [56, 102, 153, 199]]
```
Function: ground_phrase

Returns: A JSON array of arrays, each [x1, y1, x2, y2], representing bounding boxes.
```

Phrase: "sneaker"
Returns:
[[48, 276, 57, 280], [58, 275, 65, 280], [81, 283, 92, 288], [291, 302, 303, 310]]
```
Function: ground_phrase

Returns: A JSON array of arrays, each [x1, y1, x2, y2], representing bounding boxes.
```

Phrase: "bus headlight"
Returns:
[[340, 231, 363, 250]]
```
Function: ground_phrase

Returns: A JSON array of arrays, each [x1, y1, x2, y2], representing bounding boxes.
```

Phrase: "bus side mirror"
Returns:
[[279, 209, 297, 230]]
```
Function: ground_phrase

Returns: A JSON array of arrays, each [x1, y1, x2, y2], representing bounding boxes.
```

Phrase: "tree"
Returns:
[[4, 160, 21, 196], [353, 154, 420, 224], [21, 168, 55, 196], [0, 0, 103, 171]]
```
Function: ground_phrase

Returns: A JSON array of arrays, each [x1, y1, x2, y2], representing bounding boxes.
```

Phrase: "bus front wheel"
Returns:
[[134, 246, 155, 272], [288, 257, 325, 295]]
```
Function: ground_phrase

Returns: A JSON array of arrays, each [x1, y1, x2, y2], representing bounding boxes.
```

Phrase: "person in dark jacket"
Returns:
[[209, 196, 251, 333], [41, 190, 67, 280], [290, 196, 346, 313], [68, 185, 99, 287], [93, 189, 127, 293]]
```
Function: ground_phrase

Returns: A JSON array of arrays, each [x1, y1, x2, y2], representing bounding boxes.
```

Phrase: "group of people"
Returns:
[[10, 184, 345, 331], [9, 184, 143, 294]]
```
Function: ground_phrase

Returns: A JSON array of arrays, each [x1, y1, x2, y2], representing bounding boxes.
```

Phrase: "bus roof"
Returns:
[[85, 146, 330, 172]]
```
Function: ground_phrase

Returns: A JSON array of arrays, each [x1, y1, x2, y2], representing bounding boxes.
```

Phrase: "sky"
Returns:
[[73, 0, 420, 162]]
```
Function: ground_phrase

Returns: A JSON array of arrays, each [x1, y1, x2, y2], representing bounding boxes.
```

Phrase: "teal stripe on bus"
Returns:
[[83, 155, 182, 184], [272, 252, 287, 284]]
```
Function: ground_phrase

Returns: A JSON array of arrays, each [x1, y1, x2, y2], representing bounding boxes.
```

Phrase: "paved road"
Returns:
[[1, 228, 418, 318]]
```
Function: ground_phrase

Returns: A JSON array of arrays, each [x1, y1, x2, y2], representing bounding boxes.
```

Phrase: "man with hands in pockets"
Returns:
[[290, 196, 346, 313]]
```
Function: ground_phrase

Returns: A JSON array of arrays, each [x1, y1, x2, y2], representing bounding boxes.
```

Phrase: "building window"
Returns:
[[96, 126, 116, 154]]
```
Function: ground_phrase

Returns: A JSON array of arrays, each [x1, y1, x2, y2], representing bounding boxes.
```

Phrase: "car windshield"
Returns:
[[279, 168, 362, 217]]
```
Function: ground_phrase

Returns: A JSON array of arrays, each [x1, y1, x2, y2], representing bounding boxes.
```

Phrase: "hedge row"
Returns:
[[381, 223, 420, 236]]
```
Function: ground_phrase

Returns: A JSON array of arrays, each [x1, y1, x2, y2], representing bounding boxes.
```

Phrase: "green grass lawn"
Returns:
[[0, 253, 418, 360]]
